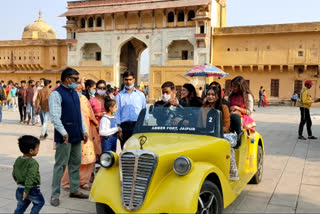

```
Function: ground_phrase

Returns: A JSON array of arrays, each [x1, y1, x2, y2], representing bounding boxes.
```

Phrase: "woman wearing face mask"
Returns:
[[229, 76, 255, 138], [83, 79, 96, 100], [179, 83, 203, 107], [89, 80, 107, 123], [61, 83, 100, 191]]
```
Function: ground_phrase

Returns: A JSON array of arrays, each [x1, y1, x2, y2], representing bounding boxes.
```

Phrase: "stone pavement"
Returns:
[[0, 106, 320, 213]]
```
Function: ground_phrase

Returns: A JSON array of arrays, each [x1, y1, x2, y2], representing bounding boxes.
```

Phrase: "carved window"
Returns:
[[178, 11, 184, 22], [167, 12, 174, 23], [294, 80, 302, 95], [80, 18, 86, 28], [96, 17, 102, 27], [188, 10, 195, 21], [271, 79, 279, 97], [88, 17, 94, 28]]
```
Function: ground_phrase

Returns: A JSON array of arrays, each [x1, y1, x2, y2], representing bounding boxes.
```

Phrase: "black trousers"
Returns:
[[299, 107, 312, 136], [230, 114, 242, 135], [18, 101, 26, 122], [120, 122, 136, 149]]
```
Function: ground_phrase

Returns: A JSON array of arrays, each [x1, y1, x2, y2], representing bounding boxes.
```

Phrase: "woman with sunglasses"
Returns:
[[89, 80, 107, 124]]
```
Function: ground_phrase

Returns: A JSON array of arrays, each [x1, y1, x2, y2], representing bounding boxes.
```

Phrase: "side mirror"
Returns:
[[149, 105, 154, 114]]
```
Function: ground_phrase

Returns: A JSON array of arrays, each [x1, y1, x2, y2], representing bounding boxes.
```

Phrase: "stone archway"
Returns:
[[118, 37, 148, 87]]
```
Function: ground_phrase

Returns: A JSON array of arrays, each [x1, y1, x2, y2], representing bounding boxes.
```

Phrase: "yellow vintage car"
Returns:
[[90, 106, 264, 213]]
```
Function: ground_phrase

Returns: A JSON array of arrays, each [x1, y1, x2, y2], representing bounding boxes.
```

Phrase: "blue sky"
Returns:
[[0, 0, 319, 75], [0, 0, 319, 40]]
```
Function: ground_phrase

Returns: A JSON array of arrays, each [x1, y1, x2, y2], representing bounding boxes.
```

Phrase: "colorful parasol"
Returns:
[[184, 64, 229, 78]]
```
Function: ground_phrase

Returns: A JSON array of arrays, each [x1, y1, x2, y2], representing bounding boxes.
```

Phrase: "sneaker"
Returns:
[[40, 135, 46, 141], [308, 136, 318, 140], [50, 197, 60, 207], [24, 120, 27, 124], [19, 120, 23, 124], [27, 120, 30, 125], [44, 133, 48, 138], [298, 136, 307, 140]]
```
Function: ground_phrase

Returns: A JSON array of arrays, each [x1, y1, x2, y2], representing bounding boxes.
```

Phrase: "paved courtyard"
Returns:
[[0, 106, 320, 213]]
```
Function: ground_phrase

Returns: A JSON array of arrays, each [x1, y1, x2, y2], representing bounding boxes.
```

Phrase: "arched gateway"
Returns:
[[61, 0, 226, 101]]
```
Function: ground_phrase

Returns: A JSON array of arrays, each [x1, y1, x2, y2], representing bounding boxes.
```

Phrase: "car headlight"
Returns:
[[100, 152, 115, 168], [173, 156, 191, 175]]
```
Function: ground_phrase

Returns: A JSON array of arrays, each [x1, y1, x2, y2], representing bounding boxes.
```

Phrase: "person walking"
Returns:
[[258, 86, 264, 108], [298, 80, 319, 140], [25, 80, 36, 125], [116, 71, 148, 149], [33, 79, 44, 125], [0, 83, 6, 125], [291, 91, 298, 107], [17, 81, 27, 123], [36, 80, 52, 140], [49, 68, 89, 206], [9, 84, 18, 112], [13, 135, 45, 214]]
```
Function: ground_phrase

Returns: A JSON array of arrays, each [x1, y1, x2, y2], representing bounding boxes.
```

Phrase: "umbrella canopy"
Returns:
[[184, 64, 229, 78]]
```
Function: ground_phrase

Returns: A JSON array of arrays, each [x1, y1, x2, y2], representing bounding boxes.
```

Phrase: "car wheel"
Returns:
[[96, 203, 114, 214], [249, 145, 263, 184], [197, 180, 223, 214]]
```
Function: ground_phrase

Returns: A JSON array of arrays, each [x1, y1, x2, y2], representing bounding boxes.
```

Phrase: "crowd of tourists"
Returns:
[[0, 66, 318, 214]]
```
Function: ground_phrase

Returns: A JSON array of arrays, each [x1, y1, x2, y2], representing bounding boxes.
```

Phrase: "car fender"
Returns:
[[90, 162, 236, 213]]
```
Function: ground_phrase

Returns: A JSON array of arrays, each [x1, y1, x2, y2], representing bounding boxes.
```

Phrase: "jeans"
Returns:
[[51, 142, 81, 198], [18, 101, 26, 122], [11, 97, 18, 111], [258, 96, 264, 107], [41, 111, 50, 136], [0, 103, 2, 122], [101, 135, 118, 152], [298, 107, 312, 136], [14, 186, 45, 214], [26, 102, 36, 124]]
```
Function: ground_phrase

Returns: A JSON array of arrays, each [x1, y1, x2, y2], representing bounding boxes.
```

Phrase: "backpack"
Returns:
[[0, 86, 5, 101]]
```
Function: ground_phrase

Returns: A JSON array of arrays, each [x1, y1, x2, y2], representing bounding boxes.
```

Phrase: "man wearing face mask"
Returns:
[[116, 71, 148, 149], [153, 81, 179, 126], [49, 67, 89, 207]]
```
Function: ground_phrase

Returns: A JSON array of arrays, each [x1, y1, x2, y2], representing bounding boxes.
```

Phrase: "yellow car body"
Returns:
[[90, 130, 264, 213]]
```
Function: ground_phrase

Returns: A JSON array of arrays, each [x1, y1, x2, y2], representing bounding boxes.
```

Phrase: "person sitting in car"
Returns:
[[199, 86, 230, 133], [153, 81, 179, 126]]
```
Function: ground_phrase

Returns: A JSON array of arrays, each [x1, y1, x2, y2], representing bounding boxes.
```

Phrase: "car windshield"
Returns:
[[134, 106, 223, 138]]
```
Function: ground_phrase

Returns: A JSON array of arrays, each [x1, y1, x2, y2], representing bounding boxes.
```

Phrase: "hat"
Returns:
[[305, 80, 313, 85]]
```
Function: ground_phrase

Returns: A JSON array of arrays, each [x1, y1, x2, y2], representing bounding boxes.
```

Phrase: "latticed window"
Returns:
[[225, 80, 232, 95], [188, 10, 195, 21], [96, 17, 102, 27], [271, 79, 279, 97], [294, 80, 303, 96], [178, 11, 184, 22], [167, 12, 174, 23], [88, 17, 94, 28], [80, 18, 85, 28]]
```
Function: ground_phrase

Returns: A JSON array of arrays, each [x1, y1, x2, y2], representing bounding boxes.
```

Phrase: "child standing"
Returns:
[[99, 97, 121, 152], [13, 135, 44, 214]]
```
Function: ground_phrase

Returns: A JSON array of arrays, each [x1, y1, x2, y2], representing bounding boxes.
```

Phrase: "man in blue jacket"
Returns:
[[49, 68, 89, 206]]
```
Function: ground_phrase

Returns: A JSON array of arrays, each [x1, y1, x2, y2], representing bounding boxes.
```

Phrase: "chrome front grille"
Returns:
[[119, 150, 157, 211]]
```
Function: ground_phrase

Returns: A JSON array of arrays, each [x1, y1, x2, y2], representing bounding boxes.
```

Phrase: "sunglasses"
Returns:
[[97, 87, 107, 90]]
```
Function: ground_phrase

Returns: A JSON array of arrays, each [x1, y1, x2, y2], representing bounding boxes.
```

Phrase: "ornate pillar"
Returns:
[[152, 10, 156, 29], [138, 11, 142, 29], [162, 10, 167, 28], [112, 14, 115, 30]]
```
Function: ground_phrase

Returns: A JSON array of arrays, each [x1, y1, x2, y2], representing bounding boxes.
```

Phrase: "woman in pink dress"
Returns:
[[90, 80, 107, 124], [229, 76, 256, 139]]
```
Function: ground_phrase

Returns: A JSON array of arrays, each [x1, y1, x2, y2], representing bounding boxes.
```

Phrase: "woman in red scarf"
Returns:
[[229, 76, 256, 139]]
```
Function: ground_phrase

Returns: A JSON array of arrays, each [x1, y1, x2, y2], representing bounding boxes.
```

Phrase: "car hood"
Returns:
[[123, 133, 224, 155]]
